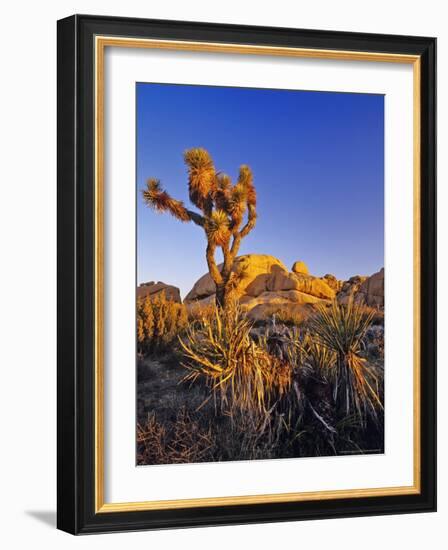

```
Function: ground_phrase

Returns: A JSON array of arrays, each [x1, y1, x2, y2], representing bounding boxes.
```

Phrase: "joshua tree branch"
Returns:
[[229, 205, 257, 257], [186, 210, 205, 227], [142, 179, 205, 226], [230, 233, 242, 258], [239, 204, 257, 238]]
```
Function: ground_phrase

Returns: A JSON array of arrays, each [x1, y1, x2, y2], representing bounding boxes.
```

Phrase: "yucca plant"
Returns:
[[179, 301, 291, 423], [308, 299, 383, 425], [142, 148, 257, 307], [302, 332, 337, 373]]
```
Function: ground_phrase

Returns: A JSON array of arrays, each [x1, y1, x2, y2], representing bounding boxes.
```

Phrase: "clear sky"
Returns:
[[137, 83, 384, 299]]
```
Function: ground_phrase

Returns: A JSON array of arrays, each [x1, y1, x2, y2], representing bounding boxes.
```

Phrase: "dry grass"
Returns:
[[187, 302, 216, 324], [249, 304, 309, 327], [274, 306, 309, 327], [137, 293, 188, 353], [137, 408, 215, 465]]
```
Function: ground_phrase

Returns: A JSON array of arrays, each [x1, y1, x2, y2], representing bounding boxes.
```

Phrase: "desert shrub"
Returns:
[[137, 408, 215, 465], [187, 301, 216, 324], [261, 305, 308, 327], [137, 293, 188, 354], [275, 309, 306, 326], [308, 299, 383, 425], [248, 305, 309, 330], [179, 301, 292, 423]]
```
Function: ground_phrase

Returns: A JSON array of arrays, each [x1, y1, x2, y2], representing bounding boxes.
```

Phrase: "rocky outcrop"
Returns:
[[336, 269, 384, 308], [357, 268, 384, 307], [291, 272, 335, 300], [184, 254, 384, 318], [321, 274, 343, 293], [184, 255, 335, 316], [137, 281, 181, 303], [337, 275, 368, 305]]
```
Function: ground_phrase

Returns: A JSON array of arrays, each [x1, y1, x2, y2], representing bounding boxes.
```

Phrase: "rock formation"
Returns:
[[137, 281, 181, 303], [337, 268, 384, 308], [337, 275, 368, 305], [183, 254, 384, 319], [184, 255, 335, 318], [321, 274, 343, 293], [356, 268, 384, 307]]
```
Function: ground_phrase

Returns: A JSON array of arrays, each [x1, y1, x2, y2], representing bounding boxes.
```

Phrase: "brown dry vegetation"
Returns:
[[137, 408, 216, 465], [137, 293, 188, 354], [137, 298, 384, 464]]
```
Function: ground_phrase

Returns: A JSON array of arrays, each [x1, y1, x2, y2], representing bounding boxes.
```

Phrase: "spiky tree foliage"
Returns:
[[142, 148, 257, 307]]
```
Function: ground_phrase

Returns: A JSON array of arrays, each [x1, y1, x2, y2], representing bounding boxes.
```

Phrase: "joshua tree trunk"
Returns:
[[215, 284, 226, 308], [207, 242, 235, 308]]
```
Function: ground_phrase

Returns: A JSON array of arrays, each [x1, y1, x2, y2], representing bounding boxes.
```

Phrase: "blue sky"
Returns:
[[137, 83, 384, 299]]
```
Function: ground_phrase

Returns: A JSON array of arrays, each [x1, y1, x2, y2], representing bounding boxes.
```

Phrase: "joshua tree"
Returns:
[[142, 148, 257, 307]]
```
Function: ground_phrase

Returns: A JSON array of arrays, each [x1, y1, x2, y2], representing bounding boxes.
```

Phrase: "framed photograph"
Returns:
[[57, 14, 436, 534]]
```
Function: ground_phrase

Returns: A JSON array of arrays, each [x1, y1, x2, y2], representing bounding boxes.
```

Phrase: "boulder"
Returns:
[[291, 260, 309, 275], [291, 273, 335, 300], [266, 266, 300, 293], [183, 271, 217, 302], [137, 281, 181, 303], [184, 255, 289, 302]]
